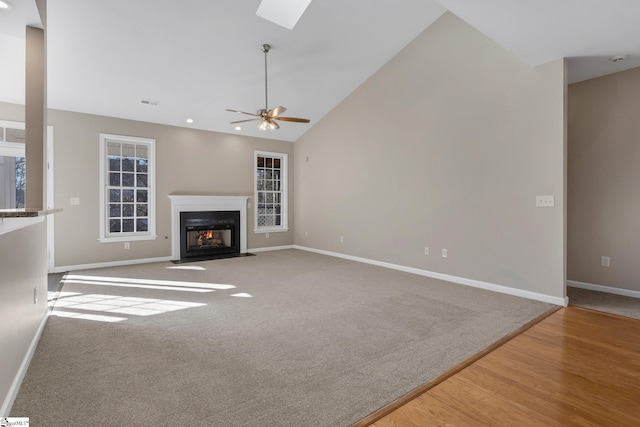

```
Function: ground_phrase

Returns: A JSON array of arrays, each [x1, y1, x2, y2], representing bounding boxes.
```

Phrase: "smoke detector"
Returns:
[[610, 55, 627, 63]]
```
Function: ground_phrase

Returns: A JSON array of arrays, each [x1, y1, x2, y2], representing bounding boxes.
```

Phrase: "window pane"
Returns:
[[136, 145, 148, 160], [257, 215, 266, 227], [109, 189, 121, 202], [109, 219, 121, 233], [257, 157, 264, 167], [109, 173, 120, 186], [275, 215, 281, 226], [107, 142, 121, 157], [136, 219, 148, 232], [109, 157, 120, 171], [274, 180, 280, 191], [136, 158, 148, 173], [257, 180, 264, 191], [123, 204, 134, 217], [137, 204, 148, 216], [136, 174, 148, 188], [266, 193, 273, 203], [265, 181, 273, 191], [266, 157, 273, 168], [274, 158, 280, 169], [122, 157, 135, 172], [109, 204, 121, 217], [122, 143, 135, 158], [258, 192, 265, 203], [123, 189, 135, 202], [122, 173, 135, 187], [122, 219, 134, 232], [266, 170, 273, 180], [6, 128, 25, 143], [273, 170, 280, 180], [137, 190, 147, 202]]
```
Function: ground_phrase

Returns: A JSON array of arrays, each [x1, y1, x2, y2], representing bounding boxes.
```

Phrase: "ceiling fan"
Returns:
[[226, 44, 310, 131]]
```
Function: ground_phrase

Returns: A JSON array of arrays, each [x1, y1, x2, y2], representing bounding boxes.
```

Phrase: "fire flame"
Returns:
[[201, 230, 214, 239]]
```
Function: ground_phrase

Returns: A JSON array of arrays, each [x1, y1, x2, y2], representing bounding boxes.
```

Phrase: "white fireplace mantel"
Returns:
[[168, 195, 249, 260]]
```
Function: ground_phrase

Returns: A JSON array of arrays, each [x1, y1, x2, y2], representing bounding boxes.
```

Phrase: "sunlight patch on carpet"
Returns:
[[62, 274, 235, 292], [52, 293, 206, 320]]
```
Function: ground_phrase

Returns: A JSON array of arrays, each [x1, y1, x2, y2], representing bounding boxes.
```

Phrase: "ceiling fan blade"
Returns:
[[268, 106, 287, 117], [226, 109, 261, 117], [230, 118, 261, 124], [274, 116, 311, 123]]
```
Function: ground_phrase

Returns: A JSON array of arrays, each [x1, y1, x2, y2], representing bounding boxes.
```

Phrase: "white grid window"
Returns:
[[0, 120, 26, 209], [99, 134, 156, 242], [255, 151, 288, 232]]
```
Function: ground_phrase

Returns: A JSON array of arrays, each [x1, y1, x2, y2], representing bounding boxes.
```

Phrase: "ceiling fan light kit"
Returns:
[[227, 43, 310, 131]]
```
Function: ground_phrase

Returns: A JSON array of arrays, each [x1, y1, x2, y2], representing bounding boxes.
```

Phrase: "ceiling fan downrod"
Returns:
[[262, 43, 270, 113]]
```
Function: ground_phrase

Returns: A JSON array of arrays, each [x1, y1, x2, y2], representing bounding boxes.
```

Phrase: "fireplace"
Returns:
[[169, 195, 249, 262], [180, 210, 240, 260]]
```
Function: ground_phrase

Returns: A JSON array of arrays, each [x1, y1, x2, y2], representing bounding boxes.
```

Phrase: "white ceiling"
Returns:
[[1, 0, 640, 142]]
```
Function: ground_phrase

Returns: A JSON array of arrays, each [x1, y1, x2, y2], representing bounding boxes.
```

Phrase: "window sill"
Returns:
[[254, 227, 289, 234], [99, 234, 157, 243]]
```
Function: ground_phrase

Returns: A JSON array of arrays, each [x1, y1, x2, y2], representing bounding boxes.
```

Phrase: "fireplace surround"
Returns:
[[169, 195, 249, 261]]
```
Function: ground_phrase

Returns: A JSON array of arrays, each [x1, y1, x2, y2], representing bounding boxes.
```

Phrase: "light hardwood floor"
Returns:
[[362, 307, 640, 426]]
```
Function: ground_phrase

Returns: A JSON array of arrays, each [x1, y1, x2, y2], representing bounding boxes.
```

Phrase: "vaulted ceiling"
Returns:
[[1, 0, 640, 142]]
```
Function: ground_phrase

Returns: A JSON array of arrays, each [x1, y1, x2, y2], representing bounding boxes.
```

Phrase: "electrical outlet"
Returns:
[[305, 231, 308, 237], [124, 242, 130, 249], [442, 249, 448, 258], [70, 197, 80, 206], [266, 233, 270, 238], [536, 195, 555, 207], [601, 256, 610, 267], [340, 235, 344, 243], [424, 247, 429, 255]]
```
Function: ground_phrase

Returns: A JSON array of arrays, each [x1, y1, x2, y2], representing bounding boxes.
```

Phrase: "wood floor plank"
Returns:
[[367, 307, 640, 427]]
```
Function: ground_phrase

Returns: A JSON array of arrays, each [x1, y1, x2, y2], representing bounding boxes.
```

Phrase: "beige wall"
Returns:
[[0, 102, 294, 267], [0, 221, 49, 413], [45, 109, 293, 267], [568, 67, 640, 292], [294, 12, 566, 299]]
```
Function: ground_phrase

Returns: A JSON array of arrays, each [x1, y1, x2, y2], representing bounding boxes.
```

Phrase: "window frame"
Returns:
[[254, 150, 288, 233], [0, 120, 26, 210], [99, 133, 156, 243]]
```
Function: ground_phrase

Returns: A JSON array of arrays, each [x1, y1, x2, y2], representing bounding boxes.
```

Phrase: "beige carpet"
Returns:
[[568, 286, 640, 320], [12, 249, 553, 426]]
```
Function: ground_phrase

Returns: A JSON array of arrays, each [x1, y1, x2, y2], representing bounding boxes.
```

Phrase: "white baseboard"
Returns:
[[248, 245, 295, 253], [568, 280, 640, 299], [293, 245, 568, 306], [52, 256, 173, 273], [1, 309, 49, 417]]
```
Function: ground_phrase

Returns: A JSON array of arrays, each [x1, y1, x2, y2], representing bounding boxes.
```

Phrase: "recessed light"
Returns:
[[0, 1, 11, 9], [235, 126, 242, 131], [186, 118, 194, 124]]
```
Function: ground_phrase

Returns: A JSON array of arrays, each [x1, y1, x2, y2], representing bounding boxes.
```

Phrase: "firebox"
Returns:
[[180, 210, 240, 260]]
